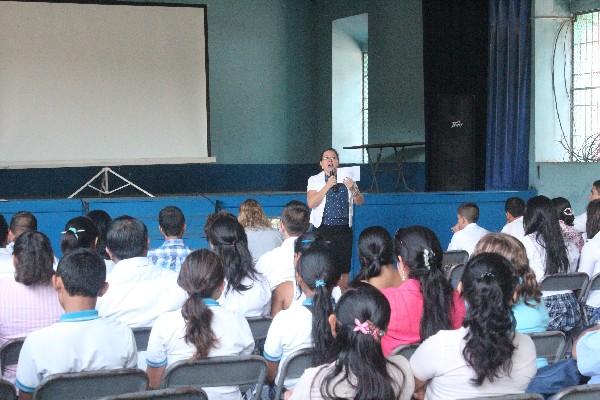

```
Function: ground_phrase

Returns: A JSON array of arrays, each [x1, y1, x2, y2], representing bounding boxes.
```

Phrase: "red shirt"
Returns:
[[380, 278, 466, 356]]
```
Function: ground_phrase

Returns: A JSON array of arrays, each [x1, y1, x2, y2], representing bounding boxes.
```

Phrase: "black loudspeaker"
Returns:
[[427, 94, 480, 191]]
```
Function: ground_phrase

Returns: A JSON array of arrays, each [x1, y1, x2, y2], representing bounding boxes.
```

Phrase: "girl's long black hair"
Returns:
[[524, 195, 570, 275], [461, 252, 517, 386], [394, 225, 454, 341], [297, 243, 340, 365], [319, 282, 401, 400], [354, 226, 395, 282]]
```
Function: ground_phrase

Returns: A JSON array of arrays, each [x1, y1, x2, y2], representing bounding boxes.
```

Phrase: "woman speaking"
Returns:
[[307, 148, 364, 289]]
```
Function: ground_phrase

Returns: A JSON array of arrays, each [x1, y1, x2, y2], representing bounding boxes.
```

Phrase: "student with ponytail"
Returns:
[[410, 253, 537, 399], [380, 226, 465, 356], [354, 226, 403, 290], [263, 243, 340, 390], [205, 213, 271, 317], [146, 249, 254, 399], [289, 282, 413, 400]]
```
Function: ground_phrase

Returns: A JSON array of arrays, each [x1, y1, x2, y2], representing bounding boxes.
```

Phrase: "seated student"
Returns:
[[577, 199, 600, 323], [447, 202, 489, 255], [256, 201, 309, 294], [0, 214, 8, 251], [146, 249, 254, 399], [288, 282, 413, 400], [574, 179, 600, 235], [0, 212, 38, 278], [238, 199, 282, 263], [353, 226, 404, 290], [380, 226, 465, 356], [96, 216, 186, 328], [553, 197, 584, 266], [86, 209, 112, 261], [501, 197, 526, 241], [147, 206, 191, 272], [15, 249, 137, 400], [205, 213, 271, 317], [473, 233, 549, 335], [60, 216, 114, 274], [573, 324, 600, 384], [410, 253, 537, 400], [0, 232, 63, 381], [264, 244, 340, 392]]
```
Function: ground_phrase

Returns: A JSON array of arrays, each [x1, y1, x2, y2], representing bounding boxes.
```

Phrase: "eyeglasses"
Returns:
[[322, 156, 338, 161]]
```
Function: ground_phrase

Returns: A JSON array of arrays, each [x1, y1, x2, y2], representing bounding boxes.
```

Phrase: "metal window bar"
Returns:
[[362, 52, 368, 164]]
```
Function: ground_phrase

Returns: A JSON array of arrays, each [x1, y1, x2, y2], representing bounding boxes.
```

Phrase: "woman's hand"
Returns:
[[343, 177, 354, 190]]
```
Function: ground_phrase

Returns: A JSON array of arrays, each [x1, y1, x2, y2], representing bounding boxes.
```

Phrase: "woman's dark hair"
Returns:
[[61, 216, 100, 256], [586, 199, 600, 239], [552, 197, 575, 226], [524, 195, 570, 275], [87, 210, 112, 260], [318, 282, 400, 400], [461, 253, 517, 386], [205, 213, 258, 294], [297, 243, 341, 365], [394, 225, 453, 341], [0, 214, 8, 247], [178, 249, 224, 359], [294, 231, 325, 255], [320, 147, 339, 161], [355, 226, 395, 281], [13, 231, 55, 286]]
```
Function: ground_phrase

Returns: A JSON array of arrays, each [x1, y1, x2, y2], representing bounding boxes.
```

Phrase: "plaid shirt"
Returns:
[[147, 239, 192, 272]]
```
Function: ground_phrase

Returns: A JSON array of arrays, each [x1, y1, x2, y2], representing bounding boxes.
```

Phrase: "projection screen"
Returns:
[[0, 1, 212, 168]]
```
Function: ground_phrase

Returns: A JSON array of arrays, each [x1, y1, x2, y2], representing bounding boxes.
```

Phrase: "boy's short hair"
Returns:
[[593, 180, 600, 192], [458, 202, 480, 223], [9, 211, 37, 238], [106, 216, 148, 260], [505, 197, 525, 218], [158, 206, 185, 237], [56, 248, 106, 297], [281, 201, 310, 236]]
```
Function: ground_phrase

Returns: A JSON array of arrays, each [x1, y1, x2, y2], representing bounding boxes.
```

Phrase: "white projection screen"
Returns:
[[0, 1, 212, 168]]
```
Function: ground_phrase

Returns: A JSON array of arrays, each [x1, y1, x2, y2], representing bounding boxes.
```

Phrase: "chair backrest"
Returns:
[[0, 337, 25, 376], [98, 387, 208, 400], [540, 273, 589, 299], [549, 383, 600, 399], [528, 331, 566, 364], [32, 368, 148, 400], [448, 263, 465, 289], [581, 272, 600, 305], [465, 393, 544, 399], [0, 379, 17, 400], [162, 355, 267, 399], [273, 348, 314, 400], [246, 317, 272, 342], [132, 327, 152, 352], [391, 343, 420, 360], [442, 250, 469, 271]]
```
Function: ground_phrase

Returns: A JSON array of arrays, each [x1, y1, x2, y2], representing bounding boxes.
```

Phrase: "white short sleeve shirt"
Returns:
[[578, 234, 600, 307], [307, 172, 354, 228], [15, 309, 137, 394], [410, 327, 536, 400], [255, 237, 297, 291], [501, 217, 525, 241], [218, 275, 271, 318], [447, 223, 489, 256]]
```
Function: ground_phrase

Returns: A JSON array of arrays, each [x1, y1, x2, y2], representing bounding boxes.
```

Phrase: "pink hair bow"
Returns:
[[353, 318, 384, 340]]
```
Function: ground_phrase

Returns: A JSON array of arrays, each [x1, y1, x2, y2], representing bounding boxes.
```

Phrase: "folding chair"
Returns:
[[442, 250, 469, 273], [539, 273, 589, 300], [0, 337, 25, 376], [0, 378, 17, 400], [98, 387, 208, 400], [528, 331, 567, 364], [132, 327, 152, 352], [580, 272, 600, 325], [273, 348, 314, 400], [465, 394, 544, 399], [548, 383, 600, 399], [391, 343, 420, 360], [162, 355, 267, 400], [246, 317, 272, 342], [448, 263, 465, 289], [32, 368, 148, 400]]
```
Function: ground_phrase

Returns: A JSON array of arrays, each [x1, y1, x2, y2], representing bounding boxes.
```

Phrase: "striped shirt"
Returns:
[[147, 239, 192, 272]]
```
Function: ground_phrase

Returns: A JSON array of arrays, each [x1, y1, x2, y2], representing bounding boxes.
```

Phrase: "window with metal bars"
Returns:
[[362, 52, 368, 163]]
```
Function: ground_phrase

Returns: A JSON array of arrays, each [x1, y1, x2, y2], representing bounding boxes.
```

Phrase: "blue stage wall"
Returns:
[[0, 190, 535, 276]]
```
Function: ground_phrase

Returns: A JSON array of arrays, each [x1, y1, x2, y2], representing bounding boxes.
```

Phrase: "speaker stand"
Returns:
[[68, 167, 154, 198]]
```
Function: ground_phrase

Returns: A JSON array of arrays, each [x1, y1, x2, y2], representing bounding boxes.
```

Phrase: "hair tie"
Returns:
[[518, 276, 524, 285], [353, 318, 385, 340], [479, 271, 495, 281], [300, 239, 314, 244], [61, 227, 85, 240], [563, 207, 574, 216], [423, 248, 434, 270], [314, 279, 326, 288]]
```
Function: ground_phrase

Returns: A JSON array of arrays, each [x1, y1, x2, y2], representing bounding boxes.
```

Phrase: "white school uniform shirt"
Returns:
[[578, 233, 600, 307], [447, 223, 489, 256], [146, 299, 254, 400], [96, 256, 187, 327], [410, 327, 536, 400], [0, 253, 14, 279], [255, 236, 297, 291], [218, 275, 271, 317], [15, 309, 137, 394], [307, 171, 354, 228], [574, 212, 587, 234], [522, 233, 579, 296], [263, 298, 313, 387], [501, 216, 525, 241]]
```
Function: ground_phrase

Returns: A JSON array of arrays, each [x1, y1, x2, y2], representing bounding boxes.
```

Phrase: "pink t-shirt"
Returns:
[[380, 279, 466, 356]]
